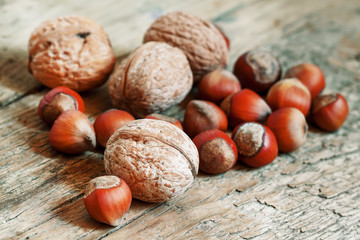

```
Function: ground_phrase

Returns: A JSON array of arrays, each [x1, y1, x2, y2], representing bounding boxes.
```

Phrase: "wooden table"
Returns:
[[1, 0, 360, 239]]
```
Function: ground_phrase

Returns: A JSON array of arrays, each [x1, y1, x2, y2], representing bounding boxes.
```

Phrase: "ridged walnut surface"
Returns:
[[108, 41, 193, 118], [28, 16, 116, 92], [143, 11, 229, 82], [104, 119, 199, 203]]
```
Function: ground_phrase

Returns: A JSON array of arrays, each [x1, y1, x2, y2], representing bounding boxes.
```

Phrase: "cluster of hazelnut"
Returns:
[[30, 12, 348, 227], [37, 86, 132, 226], [180, 30, 348, 176], [188, 58, 349, 175]]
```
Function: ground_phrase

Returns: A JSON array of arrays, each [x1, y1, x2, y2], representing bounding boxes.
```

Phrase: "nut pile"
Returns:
[[31, 12, 349, 227]]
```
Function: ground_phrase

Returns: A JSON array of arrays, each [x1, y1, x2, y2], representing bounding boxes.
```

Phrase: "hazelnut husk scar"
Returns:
[[104, 119, 199, 203], [28, 16, 116, 92], [143, 11, 229, 82], [108, 41, 193, 118]]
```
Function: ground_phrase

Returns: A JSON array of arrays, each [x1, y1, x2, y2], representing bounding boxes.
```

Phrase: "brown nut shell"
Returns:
[[312, 93, 348, 132], [143, 11, 229, 82], [28, 16, 116, 92], [266, 108, 308, 152], [108, 41, 193, 118], [104, 119, 199, 203]]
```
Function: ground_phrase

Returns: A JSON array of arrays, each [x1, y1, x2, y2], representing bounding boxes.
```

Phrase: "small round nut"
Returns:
[[193, 129, 238, 175], [104, 119, 199, 203], [233, 50, 282, 93], [143, 11, 229, 82], [28, 16, 116, 92], [108, 41, 193, 118]]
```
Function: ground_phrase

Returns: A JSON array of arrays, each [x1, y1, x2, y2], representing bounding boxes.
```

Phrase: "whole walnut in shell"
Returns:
[[28, 16, 116, 92], [108, 41, 193, 118], [143, 11, 229, 82], [104, 119, 199, 203]]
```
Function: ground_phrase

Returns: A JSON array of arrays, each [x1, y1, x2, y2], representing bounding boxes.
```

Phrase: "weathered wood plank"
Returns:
[[99, 150, 360, 239], [0, 0, 360, 239]]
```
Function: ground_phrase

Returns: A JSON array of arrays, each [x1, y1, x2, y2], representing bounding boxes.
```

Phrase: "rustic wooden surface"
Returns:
[[1, 0, 360, 239]]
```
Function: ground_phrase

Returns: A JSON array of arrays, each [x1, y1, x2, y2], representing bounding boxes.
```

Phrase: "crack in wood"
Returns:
[[50, 193, 83, 212], [256, 198, 277, 209], [0, 175, 59, 210]]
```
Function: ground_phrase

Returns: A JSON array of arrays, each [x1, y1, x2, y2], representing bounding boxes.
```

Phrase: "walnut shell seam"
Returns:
[[111, 130, 197, 178]]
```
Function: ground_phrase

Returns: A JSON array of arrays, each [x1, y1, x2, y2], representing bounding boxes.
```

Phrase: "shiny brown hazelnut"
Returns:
[[233, 50, 282, 93]]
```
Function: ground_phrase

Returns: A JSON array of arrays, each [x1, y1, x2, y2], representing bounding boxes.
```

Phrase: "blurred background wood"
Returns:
[[0, 0, 359, 239]]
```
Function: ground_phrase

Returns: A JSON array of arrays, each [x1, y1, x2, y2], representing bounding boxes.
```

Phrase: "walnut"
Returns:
[[104, 119, 199, 203], [28, 16, 116, 92], [108, 41, 193, 118], [143, 11, 229, 82]]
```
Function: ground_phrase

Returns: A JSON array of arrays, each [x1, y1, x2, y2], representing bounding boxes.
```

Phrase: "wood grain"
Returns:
[[1, 0, 360, 239]]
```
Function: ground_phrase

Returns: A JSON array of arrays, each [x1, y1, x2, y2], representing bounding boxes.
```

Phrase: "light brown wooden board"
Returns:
[[1, 0, 360, 239]]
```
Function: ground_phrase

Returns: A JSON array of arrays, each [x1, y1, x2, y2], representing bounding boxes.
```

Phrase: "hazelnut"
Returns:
[[93, 109, 135, 148], [266, 108, 308, 152], [197, 69, 241, 103], [28, 16, 116, 92], [311, 93, 349, 132], [284, 63, 325, 100], [38, 86, 85, 125], [193, 129, 238, 174], [143, 11, 229, 82], [220, 89, 272, 128], [104, 119, 199, 203], [232, 122, 278, 168], [266, 78, 311, 116], [183, 100, 228, 139], [83, 175, 132, 227], [233, 50, 282, 93], [49, 109, 96, 154], [108, 41, 193, 118]]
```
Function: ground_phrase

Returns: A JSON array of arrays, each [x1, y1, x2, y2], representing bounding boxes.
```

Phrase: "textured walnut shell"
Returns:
[[28, 16, 116, 92], [104, 119, 199, 203], [143, 11, 229, 82], [108, 41, 193, 118]]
